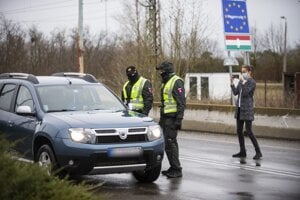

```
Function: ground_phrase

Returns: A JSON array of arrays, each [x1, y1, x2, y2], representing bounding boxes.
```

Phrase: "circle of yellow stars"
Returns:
[[225, 2, 247, 32]]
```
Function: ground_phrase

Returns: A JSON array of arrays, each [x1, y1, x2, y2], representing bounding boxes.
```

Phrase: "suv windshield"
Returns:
[[36, 84, 125, 112]]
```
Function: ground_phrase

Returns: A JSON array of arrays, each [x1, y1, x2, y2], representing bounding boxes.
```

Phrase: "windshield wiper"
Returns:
[[47, 109, 76, 113]]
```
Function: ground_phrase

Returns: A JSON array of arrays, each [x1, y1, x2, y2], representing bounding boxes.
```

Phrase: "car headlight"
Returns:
[[147, 125, 162, 141], [69, 128, 96, 144]]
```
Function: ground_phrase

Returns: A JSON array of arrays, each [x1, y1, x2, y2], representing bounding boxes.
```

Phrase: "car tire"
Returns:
[[133, 163, 161, 183], [35, 144, 58, 176]]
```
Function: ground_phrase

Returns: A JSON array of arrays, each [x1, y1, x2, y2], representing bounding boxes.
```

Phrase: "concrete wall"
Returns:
[[150, 103, 300, 140]]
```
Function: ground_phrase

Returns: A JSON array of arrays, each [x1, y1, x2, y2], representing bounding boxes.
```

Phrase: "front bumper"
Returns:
[[53, 137, 164, 175]]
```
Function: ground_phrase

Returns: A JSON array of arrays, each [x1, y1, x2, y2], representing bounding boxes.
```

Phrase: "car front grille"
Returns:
[[93, 150, 154, 167], [93, 127, 148, 144], [94, 156, 146, 167]]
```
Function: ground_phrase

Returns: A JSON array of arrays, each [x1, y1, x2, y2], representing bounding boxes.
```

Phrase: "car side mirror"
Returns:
[[16, 105, 35, 116]]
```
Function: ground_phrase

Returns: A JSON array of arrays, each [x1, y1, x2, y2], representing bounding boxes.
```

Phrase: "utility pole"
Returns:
[[140, 0, 162, 67], [135, 0, 141, 66], [78, 0, 84, 73], [282, 18, 287, 74], [105, 0, 108, 34], [281, 16, 287, 95], [139, 0, 162, 98]]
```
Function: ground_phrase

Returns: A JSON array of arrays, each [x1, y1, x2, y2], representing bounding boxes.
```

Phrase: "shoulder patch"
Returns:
[[177, 87, 183, 94]]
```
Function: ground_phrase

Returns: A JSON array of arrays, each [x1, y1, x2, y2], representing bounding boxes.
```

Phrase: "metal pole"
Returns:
[[282, 17, 287, 74], [244, 51, 250, 66], [228, 51, 234, 105], [105, 0, 108, 34], [264, 79, 267, 107], [78, 0, 84, 73], [281, 16, 287, 97], [135, 0, 141, 67]]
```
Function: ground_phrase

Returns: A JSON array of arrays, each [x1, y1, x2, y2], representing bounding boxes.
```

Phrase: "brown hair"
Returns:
[[242, 65, 254, 77]]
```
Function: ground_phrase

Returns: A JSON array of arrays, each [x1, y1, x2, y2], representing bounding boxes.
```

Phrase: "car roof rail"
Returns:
[[52, 72, 98, 83], [0, 73, 39, 84]]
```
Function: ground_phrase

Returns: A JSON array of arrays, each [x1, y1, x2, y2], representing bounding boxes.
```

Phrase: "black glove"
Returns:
[[174, 119, 182, 130], [159, 119, 163, 127], [142, 110, 148, 116]]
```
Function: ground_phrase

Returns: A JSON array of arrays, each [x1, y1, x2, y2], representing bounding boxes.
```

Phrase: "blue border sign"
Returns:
[[222, 0, 250, 34]]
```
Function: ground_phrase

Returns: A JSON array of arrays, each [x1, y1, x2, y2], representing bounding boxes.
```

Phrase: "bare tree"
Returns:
[[0, 15, 27, 73], [261, 23, 284, 54], [259, 23, 284, 81]]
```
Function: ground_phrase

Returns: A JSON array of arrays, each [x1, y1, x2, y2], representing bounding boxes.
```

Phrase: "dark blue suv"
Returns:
[[0, 73, 164, 182]]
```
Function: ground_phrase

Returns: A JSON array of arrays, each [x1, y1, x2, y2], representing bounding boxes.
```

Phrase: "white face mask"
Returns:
[[242, 72, 248, 80]]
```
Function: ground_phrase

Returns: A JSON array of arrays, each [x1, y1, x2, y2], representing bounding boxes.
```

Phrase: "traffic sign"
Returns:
[[225, 35, 251, 50], [222, 0, 252, 51], [222, 0, 250, 34]]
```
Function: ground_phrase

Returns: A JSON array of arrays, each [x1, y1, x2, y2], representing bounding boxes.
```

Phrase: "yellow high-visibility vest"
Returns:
[[123, 77, 147, 110], [162, 75, 182, 114]]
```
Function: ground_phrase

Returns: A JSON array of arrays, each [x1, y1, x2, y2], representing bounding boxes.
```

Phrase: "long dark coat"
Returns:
[[231, 78, 256, 121]]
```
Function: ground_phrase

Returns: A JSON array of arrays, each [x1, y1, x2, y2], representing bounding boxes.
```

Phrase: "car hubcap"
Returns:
[[39, 152, 52, 174]]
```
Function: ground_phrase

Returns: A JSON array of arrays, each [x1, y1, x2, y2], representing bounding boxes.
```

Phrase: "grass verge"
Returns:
[[0, 137, 100, 200]]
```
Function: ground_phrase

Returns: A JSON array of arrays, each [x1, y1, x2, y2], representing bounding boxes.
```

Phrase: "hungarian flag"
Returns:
[[225, 35, 252, 51]]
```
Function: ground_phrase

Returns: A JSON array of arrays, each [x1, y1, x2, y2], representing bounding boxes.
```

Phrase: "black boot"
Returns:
[[166, 169, 182, 178], [232, 151, 247, 158], [162, 168, 172, 176], [253, 152, 262, 160]]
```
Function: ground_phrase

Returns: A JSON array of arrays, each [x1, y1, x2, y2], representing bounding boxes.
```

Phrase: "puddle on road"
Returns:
[[229, 191, 254, 199]]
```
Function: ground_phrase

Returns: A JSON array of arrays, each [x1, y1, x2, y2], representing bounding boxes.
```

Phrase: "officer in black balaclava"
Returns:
[[156, 61, 186, 178], [121, 66, 153, 116]]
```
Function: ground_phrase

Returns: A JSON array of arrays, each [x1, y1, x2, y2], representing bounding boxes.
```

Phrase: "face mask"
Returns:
[[242, 72, 248, 80], [160, 71, 169, 82], [127, 72, 138, 82]]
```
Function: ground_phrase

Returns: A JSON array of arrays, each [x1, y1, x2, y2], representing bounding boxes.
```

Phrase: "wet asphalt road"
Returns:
[[80, 131, 300, 200]]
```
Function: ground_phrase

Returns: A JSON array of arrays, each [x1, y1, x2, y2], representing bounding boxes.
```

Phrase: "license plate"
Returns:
[[108, 147, 143, 158]]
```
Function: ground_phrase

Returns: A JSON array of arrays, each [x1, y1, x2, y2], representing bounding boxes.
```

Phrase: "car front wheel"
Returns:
[[35, 144, 57, 175], [133, 163, 161, 183]]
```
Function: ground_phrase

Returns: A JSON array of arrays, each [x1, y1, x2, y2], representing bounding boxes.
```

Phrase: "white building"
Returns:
[[184, 73, 239, 101]]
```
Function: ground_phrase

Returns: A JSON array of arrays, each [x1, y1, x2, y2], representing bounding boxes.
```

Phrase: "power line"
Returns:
[[1, 4, 77, 15], [11, 6, 122, 23], [1, 0, 75, 14], [1, 0, 118, 15]]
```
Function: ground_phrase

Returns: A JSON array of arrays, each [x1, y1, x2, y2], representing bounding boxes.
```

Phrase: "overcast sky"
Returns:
[[0, 0, 300, 53]]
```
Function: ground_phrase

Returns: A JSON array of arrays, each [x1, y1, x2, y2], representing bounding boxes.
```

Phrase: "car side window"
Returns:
[[15, 86, 34, 112], [0, 84, 17, 111]]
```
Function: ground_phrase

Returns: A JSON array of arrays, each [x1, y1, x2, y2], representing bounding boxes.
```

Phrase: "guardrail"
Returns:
[[153, 102, 300, 116], [151, 102, 300, 140]]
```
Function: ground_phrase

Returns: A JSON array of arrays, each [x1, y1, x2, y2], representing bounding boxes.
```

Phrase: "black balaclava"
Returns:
[[156, 61, 175, 83], [126, 66, 139, 83], [160, 71, 171, 83]]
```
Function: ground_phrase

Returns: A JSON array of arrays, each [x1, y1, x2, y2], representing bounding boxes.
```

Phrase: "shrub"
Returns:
[[0, 138, 99, 200]]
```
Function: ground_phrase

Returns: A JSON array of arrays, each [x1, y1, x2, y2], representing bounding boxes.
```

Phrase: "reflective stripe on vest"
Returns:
[[162, 75, 182, 114], [123, 77, 147, 110]]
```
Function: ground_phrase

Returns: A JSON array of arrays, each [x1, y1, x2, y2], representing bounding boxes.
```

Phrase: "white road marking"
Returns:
[[178, 134, 300, 152], [16, 157, 34, 163], [181, 156, 300, 178]]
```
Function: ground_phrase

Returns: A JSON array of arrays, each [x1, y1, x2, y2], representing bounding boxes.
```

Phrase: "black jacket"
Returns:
[[231, 78, 256, 121], [160, 75, 186, 120], [121, 76, 153, 116]]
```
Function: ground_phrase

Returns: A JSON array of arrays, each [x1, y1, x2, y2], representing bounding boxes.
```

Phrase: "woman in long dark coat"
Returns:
[[231, 65, 262, 160]]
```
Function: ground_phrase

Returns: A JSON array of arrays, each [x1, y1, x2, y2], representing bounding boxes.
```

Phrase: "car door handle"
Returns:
[[8, 121, 15, 127]]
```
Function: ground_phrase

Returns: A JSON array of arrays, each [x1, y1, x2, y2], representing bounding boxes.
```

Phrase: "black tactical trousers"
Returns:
[[160, 117, 182, 171], [237, 109, 261, 153]]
